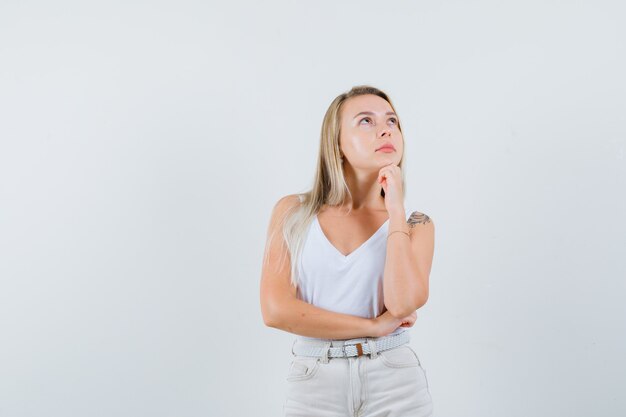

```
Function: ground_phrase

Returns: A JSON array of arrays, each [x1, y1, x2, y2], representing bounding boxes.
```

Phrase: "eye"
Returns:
[[359, 117, 372, 125], [389, 118, 398, 125]]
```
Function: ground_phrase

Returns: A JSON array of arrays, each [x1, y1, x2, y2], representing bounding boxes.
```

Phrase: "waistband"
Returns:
[[291, 330, 410, 363]]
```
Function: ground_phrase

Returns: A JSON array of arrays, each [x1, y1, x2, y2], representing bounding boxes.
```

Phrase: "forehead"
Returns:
[[341, 94, 394, 118]]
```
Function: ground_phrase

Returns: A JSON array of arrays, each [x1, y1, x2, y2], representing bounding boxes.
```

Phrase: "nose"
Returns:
[[378, 127, 392, 138]]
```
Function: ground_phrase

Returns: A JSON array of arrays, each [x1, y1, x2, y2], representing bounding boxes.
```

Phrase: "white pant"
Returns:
[[284, 337, 434, 416]]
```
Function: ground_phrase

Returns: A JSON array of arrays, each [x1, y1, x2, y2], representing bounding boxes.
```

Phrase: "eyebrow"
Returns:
[[353, 111, 397, 119]]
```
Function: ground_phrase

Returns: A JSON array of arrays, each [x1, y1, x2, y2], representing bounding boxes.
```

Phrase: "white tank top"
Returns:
[[295, 206, 414, 342]]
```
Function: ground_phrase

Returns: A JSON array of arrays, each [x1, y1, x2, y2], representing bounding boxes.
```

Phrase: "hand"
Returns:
[[377, 163, 404, 215], [398, 311, 418, 328], [372, 309, 417, 337]]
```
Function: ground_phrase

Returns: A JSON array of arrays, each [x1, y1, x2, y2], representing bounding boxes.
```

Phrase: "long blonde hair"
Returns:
[[264, 85, 407, 289]]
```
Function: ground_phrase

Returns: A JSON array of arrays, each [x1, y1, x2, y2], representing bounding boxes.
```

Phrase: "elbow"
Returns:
[[387, 306, 412, 319], [417, 290, 429, 309], [417, 293, 429, 310], [262, 309, 279, 328], [387, 293, 429, 319], [262, 312, 276, 328], [386, 303, 408, 319], [261, 300, 284, 329]]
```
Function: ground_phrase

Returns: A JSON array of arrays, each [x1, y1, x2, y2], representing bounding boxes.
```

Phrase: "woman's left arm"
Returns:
[[383, 209, 435, 318]]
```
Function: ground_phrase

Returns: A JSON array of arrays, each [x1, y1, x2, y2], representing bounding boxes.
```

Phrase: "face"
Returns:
[[339, 94, 403, 170]]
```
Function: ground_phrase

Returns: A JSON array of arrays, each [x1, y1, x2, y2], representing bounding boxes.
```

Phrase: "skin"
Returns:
[[324, 93, 416, 332], [338, 96, 434, 319], [319, 93, 405, 256], [339, 93, 404, 213], [260, 94, 433, 338]]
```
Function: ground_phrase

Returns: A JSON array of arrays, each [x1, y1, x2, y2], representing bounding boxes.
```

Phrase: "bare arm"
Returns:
[[266, 296, 379, 339], [383, 208, 434, 318]]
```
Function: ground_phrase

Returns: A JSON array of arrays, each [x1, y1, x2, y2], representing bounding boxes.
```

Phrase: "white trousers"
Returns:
[[283, 337, 434, 417]]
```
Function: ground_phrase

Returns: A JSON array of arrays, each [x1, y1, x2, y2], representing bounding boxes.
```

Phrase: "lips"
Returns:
[[376, 143, 395, 151]]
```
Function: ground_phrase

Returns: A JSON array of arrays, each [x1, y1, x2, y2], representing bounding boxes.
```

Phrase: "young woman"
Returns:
[[260, 85, 435, 417]]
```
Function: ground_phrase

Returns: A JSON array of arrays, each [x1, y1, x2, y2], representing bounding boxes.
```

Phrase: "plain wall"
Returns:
[[1, 1, 625, 416]]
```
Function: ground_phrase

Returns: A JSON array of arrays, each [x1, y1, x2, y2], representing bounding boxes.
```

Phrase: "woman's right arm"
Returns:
[[260, 195, 399, 339], [264, 294, 380, 339]]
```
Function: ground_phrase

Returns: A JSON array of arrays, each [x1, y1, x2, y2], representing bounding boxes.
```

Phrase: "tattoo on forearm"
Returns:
[[407, 211, 431, 228]]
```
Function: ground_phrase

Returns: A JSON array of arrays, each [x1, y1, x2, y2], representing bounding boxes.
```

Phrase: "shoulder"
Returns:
[[406, 210, 435, 256], [406, 210, 433, 226], [406, 210, 435, 234], [273, 194, 304, 214], [269, 194, 304, 225]]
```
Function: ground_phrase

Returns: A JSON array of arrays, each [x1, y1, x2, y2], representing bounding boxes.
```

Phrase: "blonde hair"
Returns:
[[264, 85, 407, 289]]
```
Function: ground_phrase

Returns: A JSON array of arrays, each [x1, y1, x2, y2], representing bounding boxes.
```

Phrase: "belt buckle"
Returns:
[[343, 341, 366, 358]]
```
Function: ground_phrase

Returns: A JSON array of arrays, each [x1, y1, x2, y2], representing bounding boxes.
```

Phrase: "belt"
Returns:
[[291, 331, 410, 359]]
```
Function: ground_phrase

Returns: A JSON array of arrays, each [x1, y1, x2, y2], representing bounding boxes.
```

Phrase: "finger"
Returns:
[[377, 167, 388, 182]]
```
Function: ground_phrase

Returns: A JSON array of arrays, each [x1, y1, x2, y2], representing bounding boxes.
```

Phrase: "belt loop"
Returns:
[[319, 341, 332, 364], [367, 338, 378, 358]]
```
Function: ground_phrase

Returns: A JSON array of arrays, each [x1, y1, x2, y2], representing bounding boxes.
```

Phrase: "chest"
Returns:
[[314, 212, 390, 258]]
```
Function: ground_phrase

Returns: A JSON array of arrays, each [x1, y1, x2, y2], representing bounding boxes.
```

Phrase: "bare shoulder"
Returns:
[[274, 193, 303, 212], [269, 194, 304, 225], [264, 193, 305, 246], [407, 211, 434, 231]]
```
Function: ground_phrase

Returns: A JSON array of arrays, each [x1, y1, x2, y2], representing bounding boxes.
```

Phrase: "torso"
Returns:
[[295, 203, 412, 342], [316, 205, 390, 258]]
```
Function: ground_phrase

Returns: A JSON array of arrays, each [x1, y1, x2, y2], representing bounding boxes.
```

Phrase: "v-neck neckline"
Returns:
[[314, 214, 390, 260]]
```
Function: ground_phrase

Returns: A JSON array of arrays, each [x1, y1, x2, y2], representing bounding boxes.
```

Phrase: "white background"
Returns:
[[1, 1, 625, 416]]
